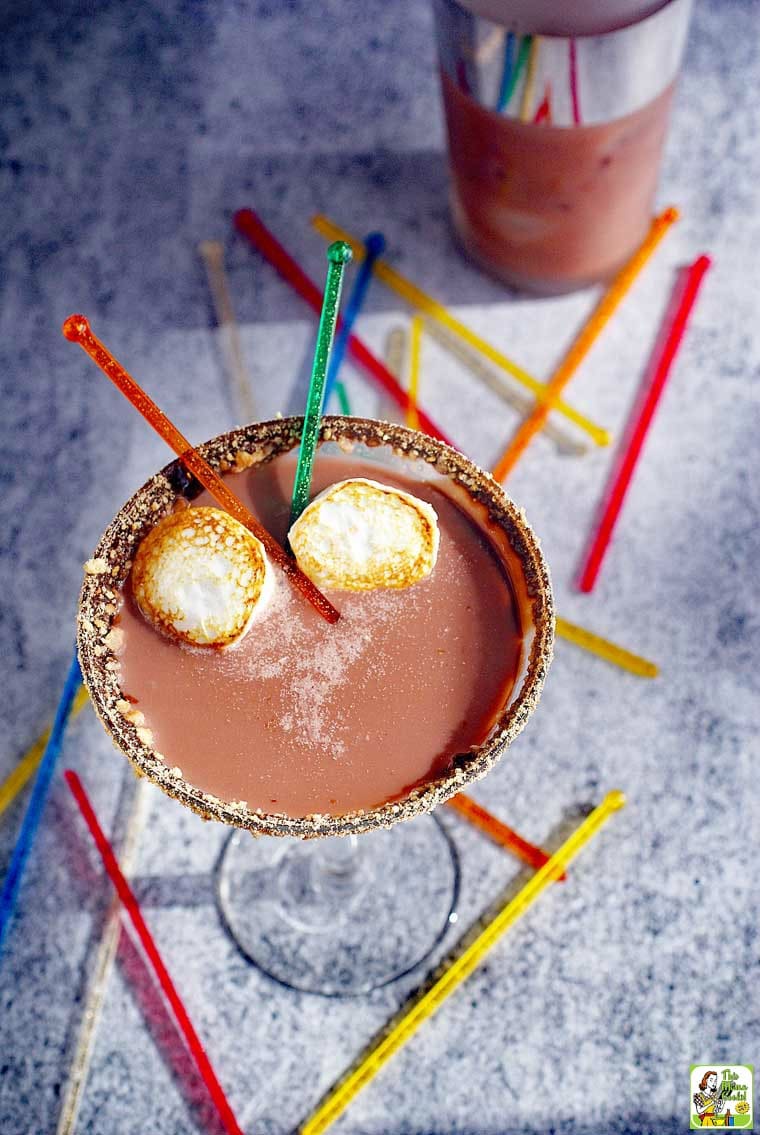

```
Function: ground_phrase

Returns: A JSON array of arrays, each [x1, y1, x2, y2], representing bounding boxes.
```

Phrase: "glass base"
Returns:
[[215, 813, 460, 997]]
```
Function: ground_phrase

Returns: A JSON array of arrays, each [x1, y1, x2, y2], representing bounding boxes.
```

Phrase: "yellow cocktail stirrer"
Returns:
[[555, 617, 659, 678], [0, 686, 88, 818], [518, 35, 539, 121], [300, 790, 626, 1135]]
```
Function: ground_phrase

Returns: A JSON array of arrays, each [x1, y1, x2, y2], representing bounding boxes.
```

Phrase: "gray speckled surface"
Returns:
[[1, 1, 759, 1133]]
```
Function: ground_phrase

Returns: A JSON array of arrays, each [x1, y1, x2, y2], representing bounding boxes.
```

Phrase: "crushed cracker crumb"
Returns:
[[84, 557, 109, 575]]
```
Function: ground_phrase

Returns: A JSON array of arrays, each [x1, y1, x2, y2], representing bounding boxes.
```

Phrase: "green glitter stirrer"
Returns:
[[290, 240, 353, 526]]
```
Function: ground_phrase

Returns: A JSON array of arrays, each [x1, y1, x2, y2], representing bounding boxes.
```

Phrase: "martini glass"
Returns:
[[77, 417, 553, 997]]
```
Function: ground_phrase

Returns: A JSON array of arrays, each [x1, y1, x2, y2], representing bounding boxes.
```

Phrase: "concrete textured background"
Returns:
[[0, 1, 758, 1132]]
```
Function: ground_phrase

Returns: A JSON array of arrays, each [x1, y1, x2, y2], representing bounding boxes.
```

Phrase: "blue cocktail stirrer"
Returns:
[[0, 649, 82, 958], [322, 231, 386, 410]]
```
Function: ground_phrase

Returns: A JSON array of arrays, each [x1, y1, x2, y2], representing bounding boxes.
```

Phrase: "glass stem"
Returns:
[[311, 834, 362, 901]]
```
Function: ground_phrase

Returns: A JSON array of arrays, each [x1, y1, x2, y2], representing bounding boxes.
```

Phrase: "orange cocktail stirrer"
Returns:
[[491, 206, 680, 483], [446, 793, 566, 880], [62, 314, 339, 625]]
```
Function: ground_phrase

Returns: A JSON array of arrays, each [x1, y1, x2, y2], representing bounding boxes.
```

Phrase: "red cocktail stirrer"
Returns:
[[233, 208, 454, 446], [568, 38, 582, 125], [532, 87, 552, 125], [114, 924, 230, 1135], [64, 770, 245, 1135], [62, 314, 339, 625], [578, 254, 712, 592]]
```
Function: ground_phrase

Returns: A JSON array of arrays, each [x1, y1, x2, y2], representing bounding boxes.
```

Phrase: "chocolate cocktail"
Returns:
[[78, 416, 553, 993]]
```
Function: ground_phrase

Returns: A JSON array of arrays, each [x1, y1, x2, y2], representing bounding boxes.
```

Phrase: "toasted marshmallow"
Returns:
[[131, 507, 271, 648], [288, 478, 439, 591]]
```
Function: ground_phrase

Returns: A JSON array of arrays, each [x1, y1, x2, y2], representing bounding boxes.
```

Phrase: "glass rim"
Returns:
[[77, 415, 555, 839]]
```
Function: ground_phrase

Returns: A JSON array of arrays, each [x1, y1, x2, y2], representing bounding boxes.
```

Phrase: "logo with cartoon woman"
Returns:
[[691, 1065, 753, 1130], [694, 1070, 731, 1127]]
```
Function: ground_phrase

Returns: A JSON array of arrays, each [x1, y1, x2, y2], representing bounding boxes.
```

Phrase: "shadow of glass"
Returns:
[[191, 149, 547, 329]]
